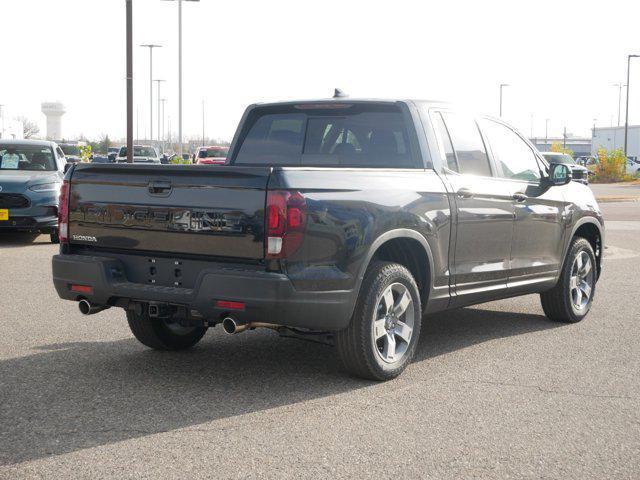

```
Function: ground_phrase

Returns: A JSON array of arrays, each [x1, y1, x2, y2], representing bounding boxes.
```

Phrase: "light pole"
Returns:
[[154, 79, 165, 144], [613, 83, 626, 127], [530, 113, 534, 138], [624, 55, 640, 157], [162, 0, 200, 157], [140, 44, 162, 143], [499, 83, 509, 117], [160, 98, 167, 152], [545, 118, 550, 151], [126, 1, 133, 163], [202, 99, 205, 146]]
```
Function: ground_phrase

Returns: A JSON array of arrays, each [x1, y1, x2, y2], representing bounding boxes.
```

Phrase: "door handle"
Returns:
[[512, 193, 527, 202], [148, 180, 172, 195], [457, 188, 473, 199]]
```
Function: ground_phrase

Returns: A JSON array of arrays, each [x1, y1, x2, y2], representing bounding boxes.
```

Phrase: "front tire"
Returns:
[[336, 262, 422, 381], [127, 308, 207, 350], [540, 237, 596, 323]]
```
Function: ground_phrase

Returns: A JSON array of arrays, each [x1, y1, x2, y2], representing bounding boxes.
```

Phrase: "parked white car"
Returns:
[[626, 158, 640, 176]]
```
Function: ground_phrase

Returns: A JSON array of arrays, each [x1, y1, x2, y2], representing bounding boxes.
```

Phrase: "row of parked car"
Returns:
[[86, 145, 230, 165]]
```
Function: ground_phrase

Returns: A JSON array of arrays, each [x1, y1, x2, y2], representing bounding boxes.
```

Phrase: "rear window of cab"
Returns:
[[232, 103, 420, 168]]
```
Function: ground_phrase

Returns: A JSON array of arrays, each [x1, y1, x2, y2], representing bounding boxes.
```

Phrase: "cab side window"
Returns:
[[481, 119, 541, 182], [441, 112, 492, 177], [431, 112, 458, 172]]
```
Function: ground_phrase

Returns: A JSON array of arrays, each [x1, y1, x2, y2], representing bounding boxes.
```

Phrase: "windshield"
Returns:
[[543, 153, 576, 165], [119, 146, 157, 158], [0, 145, 56, 171], [199, 148, 229, 158], [60, 145, 81, 156]]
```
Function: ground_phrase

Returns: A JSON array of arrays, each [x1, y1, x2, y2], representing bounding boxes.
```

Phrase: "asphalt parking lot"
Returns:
[[1, 199, 639, 479]]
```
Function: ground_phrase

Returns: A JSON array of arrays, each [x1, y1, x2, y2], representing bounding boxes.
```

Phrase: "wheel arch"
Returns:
[[354, 229, 435, 310], [568, 218, 604, 279]]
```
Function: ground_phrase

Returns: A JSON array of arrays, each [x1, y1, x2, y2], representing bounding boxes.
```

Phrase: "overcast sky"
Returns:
[[1, 0, 640, 142]]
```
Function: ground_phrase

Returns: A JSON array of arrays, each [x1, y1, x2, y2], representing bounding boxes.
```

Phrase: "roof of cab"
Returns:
[[0, 139, 56, 147], [251, 98, 449, 108]]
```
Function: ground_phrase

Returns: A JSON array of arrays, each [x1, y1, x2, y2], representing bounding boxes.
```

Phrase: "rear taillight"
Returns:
[[265, 190, 307, 258], [58, 180, 70, 243]]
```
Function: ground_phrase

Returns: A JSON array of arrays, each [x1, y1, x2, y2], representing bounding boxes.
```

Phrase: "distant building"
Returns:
[[592, 125, 640, 160], [529, 136, 592, 157]]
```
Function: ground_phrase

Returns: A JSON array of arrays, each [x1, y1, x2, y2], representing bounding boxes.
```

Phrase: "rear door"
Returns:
[[68, 164, 270, 259], [431, 111, 514, 305]]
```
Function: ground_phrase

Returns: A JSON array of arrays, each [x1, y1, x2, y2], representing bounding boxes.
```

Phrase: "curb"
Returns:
[[595, 196, 640, 203]]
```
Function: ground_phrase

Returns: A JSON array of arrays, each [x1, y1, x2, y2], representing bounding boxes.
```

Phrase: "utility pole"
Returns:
[[154, 79, 165, 144], [140, 44, 162, 143], [202, 99, 205, 146], [563, 126, 567, 150], [126, 0, 133, 163], [624, 55, 639, 157]]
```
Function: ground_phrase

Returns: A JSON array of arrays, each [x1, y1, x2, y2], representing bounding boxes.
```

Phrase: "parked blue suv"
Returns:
[[0, 139, 67, 243]]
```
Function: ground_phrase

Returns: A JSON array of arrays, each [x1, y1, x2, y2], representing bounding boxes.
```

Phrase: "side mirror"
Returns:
[[63, 162, 72, 173], [546, 162, 572, 186]]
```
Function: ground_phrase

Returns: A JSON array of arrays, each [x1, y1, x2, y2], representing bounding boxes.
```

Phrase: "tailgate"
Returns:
[[67, 164, 270, 259]]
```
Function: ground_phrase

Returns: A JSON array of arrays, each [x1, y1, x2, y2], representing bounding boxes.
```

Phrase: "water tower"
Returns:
[[41, 102, 66, 140]]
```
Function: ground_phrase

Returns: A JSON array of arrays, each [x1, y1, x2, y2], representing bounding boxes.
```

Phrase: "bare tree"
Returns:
[[15, 116, 40, 139]]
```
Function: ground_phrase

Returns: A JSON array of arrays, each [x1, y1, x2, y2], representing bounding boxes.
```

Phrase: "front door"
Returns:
[[479, 118, 566, 290]]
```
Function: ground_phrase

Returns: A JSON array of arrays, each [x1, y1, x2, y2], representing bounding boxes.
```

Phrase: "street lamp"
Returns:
[[140, 44, 162, 143], [154, 79, 166, 144], [161, 0, 200, 157], [499, 83, 509, 117], [624, 54, 640, 157]]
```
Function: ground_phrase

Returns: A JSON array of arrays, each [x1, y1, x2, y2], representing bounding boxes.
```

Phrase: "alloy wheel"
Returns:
[[570, 250, 594, 311], [372, 282, 415, 364]]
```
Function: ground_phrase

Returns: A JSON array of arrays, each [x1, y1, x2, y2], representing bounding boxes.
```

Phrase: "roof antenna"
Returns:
[[333, 88, 348, 98]]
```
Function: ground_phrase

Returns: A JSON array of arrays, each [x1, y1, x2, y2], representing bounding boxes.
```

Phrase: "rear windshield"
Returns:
[[199, 148, 228, 158], [0, 145, 56, 171], [232, 103, 417, 168], [120, 146, 157, 157]]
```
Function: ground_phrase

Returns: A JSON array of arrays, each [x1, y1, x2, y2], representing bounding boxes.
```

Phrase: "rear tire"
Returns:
[[127, 308, 207, 350], [336, 261, 422, 381], [540, 237, 596, 323]]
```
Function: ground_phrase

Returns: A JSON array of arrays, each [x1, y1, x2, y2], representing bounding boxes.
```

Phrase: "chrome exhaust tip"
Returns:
[[78, 299, 108, 315], [222, 317, 241, 334]]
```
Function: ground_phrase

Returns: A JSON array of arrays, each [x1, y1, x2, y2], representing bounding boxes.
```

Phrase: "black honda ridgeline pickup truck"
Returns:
[[52, 99, 604, 380]]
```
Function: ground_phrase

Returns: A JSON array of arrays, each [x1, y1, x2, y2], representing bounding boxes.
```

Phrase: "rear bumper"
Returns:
[[52, 254, 355, 331]]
